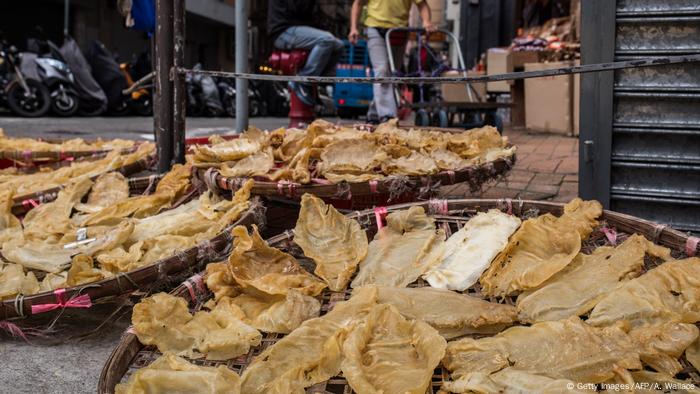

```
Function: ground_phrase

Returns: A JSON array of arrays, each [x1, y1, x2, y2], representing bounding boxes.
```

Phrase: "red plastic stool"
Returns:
[[268, 49, 315, 128]]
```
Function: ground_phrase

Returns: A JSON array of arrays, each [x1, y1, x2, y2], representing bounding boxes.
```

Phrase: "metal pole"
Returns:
[[235, 0, 249, 133], [154, 0, 175, 173], [173, 0, 186, 164], [63, 0, 70, 37]]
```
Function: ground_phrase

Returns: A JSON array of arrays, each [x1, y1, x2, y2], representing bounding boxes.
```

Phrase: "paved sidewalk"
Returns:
[[442, 128, 579, 202]]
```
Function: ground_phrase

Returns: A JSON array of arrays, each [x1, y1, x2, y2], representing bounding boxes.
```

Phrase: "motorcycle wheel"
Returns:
[[51, 90, 79, 117], [6, 79, 51, 117], [109, 100, 131, 116]]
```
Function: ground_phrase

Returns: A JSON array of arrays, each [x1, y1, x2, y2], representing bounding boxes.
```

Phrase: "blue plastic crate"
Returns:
[[334, 39, 373, 109]]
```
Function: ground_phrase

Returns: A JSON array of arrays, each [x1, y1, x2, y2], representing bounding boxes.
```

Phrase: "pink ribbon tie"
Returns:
[[184, 274, 206, 301], [686, 237, 699, 257], [446, 170, 456, 184], [22, 199, 39, 209], [369, 180, 378, 194], [374, 207, 388, 230], [429, 199, 449, 215], [30, 288, 92, 314], [601, 227, 618, 246]]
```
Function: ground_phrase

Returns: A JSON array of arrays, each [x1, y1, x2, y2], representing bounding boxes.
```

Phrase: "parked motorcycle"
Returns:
[[26, 35, 80, 116], [0, 35, 51, 117], [187, 63, 224, 117], [59, 36, 108, 116], [86, 40, 130, 115]]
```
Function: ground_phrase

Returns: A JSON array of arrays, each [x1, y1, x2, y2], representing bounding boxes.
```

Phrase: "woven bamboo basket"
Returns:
[[0, 180, 265, 321], [98, 199, 700, 394], [0, 142, 144, 169], [9, 154, 155, 216]]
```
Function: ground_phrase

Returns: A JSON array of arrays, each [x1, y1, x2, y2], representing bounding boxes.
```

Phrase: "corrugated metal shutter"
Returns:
[[583, 0, 700, 232]]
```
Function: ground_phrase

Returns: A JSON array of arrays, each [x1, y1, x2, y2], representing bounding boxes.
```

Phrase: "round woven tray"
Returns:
[[197, 154, 515, 211], [0, 186, 264, 321], [98, 199, 700, 394], [9, 155, 155, 216]]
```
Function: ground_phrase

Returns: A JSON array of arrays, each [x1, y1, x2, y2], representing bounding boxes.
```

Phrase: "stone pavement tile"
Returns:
[[553, 193, 578, 203], [556, 156, 578, 174], [564, 174, 579, 183], [527, 183, 560, 195], [531, 173, 565, 186], [497, 180, 529, 191], [505, 171, 535, 184], [519, 190, 557, 200], [479, 187, 521, 199], [529, 158, 562, 173], [558, 182, 579, 195]]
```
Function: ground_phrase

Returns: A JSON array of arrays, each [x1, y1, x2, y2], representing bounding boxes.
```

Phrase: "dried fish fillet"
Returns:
[[381, 151, 439, 176], [368, 285, 518, 339], [229, 225, 326, 297], [627, 322, 699, 375], [239, 286, 378, 394], [66, 254, 112, 287], [205, 261, 239, 301], [430, 147, 470, 170], [0, 263, 39, 300], [443, 317, 641, 384], [318, 139, 386, 175], [587, 258, 700, 328], [0, 189, 21, 244], [480, 199, 602, 297], [75, 172, 130, 213], [341, 303, 446, 394], [424, 209, 521, 291], [115, 353, 241, 394], [0, 133, 135, 153], [191, 138, 260, 163], [132, 293, 261, 360], [218, 147, 274, 178], [229, 289, 321, 333], [294, 194, 368, 291], [517, 234, 672, 323], [686, 337, 700, 372], [351, 206, 445, 288], [441, 368, 594, 394]]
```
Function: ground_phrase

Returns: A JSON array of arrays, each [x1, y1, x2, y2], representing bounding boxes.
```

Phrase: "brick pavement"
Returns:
[[441, 128, 579, 202]]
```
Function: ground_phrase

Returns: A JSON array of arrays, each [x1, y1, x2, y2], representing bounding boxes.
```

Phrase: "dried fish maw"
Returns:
[[351, 206, 445, 288], [368, 285, 517, 339], [294, 194, 368, 291], [22, 177, 94, 241], [133, 293, 261, 360], [318, 139, 385, 175], [627, 322, 699, 375], [480, 199, 602, 297], [441, 369, 595, 394], [0, 263, 39, 300], [3, 220, 134, 272], [83, 163, 191, 226], [239, 286, 378, 394], [424, 210, 521, 291], [446, 126, 505, 159], [39, 271, 67, 292], [229, 289, 321, 333], [115, 353, 241, 394], [517, 234, 672, 323], [429, 147, 470, 170], [588, 258, 700, 328], [0, 189, 20, 244], [229, 225, 326, 297], [275, 128, 307, 161], [381, 151, 439, 176], [443, 317, 641, 384], [686, 337, 700, 372], [75, 172, 130, 213], [66, 254, 112, 287], [219, 147, 274, 178], [191, 138, 260, 163], [206, 261, 239, 301], [341, 303, 446, 394]]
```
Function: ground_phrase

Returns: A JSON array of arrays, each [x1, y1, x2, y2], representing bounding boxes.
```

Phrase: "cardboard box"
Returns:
[[524, 61, 574, 135], [487, 48, 542, 93], [441, 70, 487, 103]]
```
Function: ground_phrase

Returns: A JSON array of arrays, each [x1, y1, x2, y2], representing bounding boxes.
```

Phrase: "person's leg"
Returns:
[[274, 26, 343, 77], [366, 27, 397, 120]]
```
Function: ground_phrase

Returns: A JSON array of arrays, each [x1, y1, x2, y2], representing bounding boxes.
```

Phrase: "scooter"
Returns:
[[27, 35, 80, 116], [0, 35, 51, 117]]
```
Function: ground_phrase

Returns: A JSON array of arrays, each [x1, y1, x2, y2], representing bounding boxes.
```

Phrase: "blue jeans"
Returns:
[[274, 26, 344, 77]]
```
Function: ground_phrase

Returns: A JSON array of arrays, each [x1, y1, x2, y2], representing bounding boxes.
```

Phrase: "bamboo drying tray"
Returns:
[[0, 180, 265, 321], [98, 199, 700, 394]]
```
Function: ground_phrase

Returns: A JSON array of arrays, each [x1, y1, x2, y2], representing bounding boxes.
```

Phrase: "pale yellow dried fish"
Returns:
[[517, 234, 672, 323], [218, 147, 274, 178], [480, 198, 602, 297], [440, 369, 594, 394], [0, 263, 39, 300], [75, 172, 130, 214], [229, 225, 326, 297], [228, 289, 321, 334], [115, 353, 241, 394], [341, 303, 446, 394], [191, 138, 260, 163], [627, 322, 699, 376], [294, 194, 367, 291], [588, 257, 700, 328], [351, 206, 445, 288], [381, 151, 439, 176], [317, 139, 386, 176]]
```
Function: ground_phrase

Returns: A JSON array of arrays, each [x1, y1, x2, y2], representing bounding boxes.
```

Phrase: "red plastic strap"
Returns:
[[601, 227, 618, 246], [446, 170, 456, 184], [686, 237, 700, 257], [126, 325, 136, 334], [22, 199, 39, 209], [22, 150, 32, 161], [59, 151, 74, 161], [369, 180, 379, 194], [30, 288, 92, 314], [505, 198, 513, 215], [183, 274, 205, 301], [429, 199, 449, 215], [374, 207, 388, 230]]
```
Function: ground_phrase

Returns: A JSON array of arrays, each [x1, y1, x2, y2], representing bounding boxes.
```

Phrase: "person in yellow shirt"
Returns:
[[349, 0, 435, 123]]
